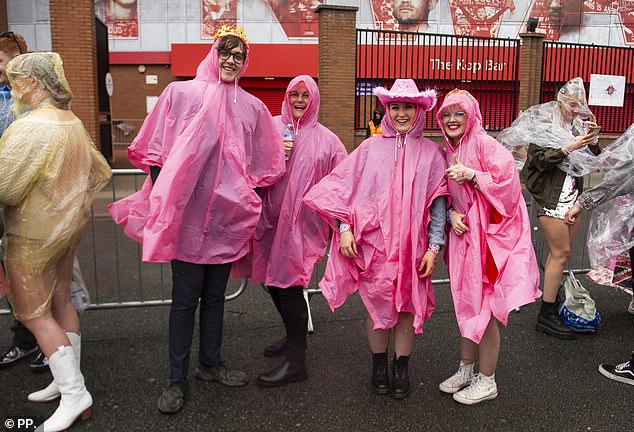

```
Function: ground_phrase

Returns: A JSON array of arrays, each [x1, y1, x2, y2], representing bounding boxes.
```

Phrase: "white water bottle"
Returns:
[[283, 123, 294, 161]]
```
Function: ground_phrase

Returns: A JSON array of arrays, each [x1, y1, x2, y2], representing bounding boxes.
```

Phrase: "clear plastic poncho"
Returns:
[[0, 52, 112, 319], [497, 77, 600, 177], [585, 124, 634, 268]]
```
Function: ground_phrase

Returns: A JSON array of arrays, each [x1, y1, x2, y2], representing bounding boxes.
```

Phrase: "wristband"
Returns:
[[339, 223, 351, 233], [446, 208, 455, 224], [428, 243, 440, 254]]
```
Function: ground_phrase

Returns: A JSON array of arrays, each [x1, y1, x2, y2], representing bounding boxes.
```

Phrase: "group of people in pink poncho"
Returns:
[[107, 25, 620, 418], [1, 24, 631, 432]]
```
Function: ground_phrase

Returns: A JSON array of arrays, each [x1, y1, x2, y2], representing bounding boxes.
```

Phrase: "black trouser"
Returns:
[[168, 260, 232, 382], [11, 319, 36, 349], [267, 285, 308, 364]]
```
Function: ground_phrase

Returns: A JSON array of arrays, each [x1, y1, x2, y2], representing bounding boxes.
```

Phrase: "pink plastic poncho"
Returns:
[[242, 75, 347, 288], [108, 38, 285, 264], [303, 104, 448, 334], [437, 91, 541, 343]]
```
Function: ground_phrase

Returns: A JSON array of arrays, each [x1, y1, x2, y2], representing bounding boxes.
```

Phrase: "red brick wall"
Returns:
[[110, 65, 175, 119], [518, 33, 546, 113], [316, 5, 358, 153], [50, 0, 100, 147]]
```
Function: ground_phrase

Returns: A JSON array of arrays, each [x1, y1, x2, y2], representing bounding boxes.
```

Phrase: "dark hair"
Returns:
[[218, 35, 246, 55], [0, 32, 27, 56]]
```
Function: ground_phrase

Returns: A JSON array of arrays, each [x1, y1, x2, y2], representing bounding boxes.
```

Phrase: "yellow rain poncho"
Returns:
[[0, 52, 111, 320]]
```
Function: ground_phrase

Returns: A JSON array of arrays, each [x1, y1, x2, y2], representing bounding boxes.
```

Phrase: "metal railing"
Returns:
[[0, 170, 600, 316], [356, 29, 521, 134], [111, 119, 144, 163], [541, 41, 634, 134]]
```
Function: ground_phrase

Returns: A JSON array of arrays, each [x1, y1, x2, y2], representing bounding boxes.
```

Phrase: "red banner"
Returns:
[[357, 44, 518, 81], [266, 0, 320, 38], [447, 0, 516, 37], [100, 0, 139, 39], [201, 0, 238, 39]]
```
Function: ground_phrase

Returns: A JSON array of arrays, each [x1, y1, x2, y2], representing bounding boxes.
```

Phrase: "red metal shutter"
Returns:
[[245, 88, 285, 117]]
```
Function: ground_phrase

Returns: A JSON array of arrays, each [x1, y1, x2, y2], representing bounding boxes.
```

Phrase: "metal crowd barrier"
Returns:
[[0, 170, 602, 317]]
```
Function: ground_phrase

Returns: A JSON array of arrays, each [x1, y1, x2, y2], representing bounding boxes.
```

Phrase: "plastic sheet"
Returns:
[[303, 80, 447, 334], [108, 33, 286, 264], [436, 89, 540, 343], [0, 52, 112, 319], [586, 124, 634, 267], [237, 75, 347, 288], [497, 77, 599, 176]]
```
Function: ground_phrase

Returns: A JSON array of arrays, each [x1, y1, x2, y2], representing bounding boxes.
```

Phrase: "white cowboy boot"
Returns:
[[28, 332, 81, 403], [39, 345, 92, 432]]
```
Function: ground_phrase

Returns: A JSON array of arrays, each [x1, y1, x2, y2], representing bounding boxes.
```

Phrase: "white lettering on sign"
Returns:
[[429, 58, 506, 73]]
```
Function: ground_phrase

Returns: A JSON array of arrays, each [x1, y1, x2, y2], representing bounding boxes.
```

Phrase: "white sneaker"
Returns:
[[453, 373, 498, 405], [439, 361, 474, 394], [628, 298, 634, 315]]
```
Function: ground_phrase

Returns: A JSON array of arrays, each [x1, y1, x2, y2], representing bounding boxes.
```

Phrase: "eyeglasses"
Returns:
[[441, 111, 466, 121], [217, 49, 245, 64], [0, 32, 24, 54]]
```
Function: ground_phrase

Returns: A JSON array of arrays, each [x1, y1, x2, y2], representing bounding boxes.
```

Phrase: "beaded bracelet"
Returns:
[[339, 223, 352, 233]]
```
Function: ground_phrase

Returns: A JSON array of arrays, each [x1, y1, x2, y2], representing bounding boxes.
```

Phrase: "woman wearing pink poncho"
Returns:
[[437, 89, 540, 405], [303, 79, 448, 399], [108, 26, 285, 414], [242, 75, 347, 387]]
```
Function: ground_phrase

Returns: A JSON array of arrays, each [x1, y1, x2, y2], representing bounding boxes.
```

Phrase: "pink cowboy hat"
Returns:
[[373, 79, 437, 111]]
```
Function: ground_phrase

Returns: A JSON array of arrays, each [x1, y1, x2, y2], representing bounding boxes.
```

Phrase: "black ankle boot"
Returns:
[[391, 355, 410, 399], [263, 337, 288, 358], [256, 360, 307, 388], [371, 352, 389, 395], [536, 302, 575, 340]]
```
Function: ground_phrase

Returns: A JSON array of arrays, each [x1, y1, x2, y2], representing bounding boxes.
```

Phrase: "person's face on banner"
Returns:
[[390, 0, 436, 27], [545, 0, 583, 31], [108, 0, 138, 20]]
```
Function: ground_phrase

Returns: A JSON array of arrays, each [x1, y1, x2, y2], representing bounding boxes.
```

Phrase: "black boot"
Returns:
[[391, 355, 410, 399], [371, 352, 390, 395], [536, 301, 575, 340], [256, 361, 307, 388], [263, 337, 288, 358]]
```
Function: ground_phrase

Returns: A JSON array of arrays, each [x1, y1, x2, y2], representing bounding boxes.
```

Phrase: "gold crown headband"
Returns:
[[446, 88, 470, 97], [445, 88, 477, 104], [214, 25, 250, 46]]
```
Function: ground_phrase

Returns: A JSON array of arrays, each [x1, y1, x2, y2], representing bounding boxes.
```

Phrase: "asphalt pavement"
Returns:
[[1, 273, 632, 432]]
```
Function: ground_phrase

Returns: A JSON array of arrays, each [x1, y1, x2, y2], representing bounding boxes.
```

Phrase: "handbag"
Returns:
[[557, 271, 601, 332]]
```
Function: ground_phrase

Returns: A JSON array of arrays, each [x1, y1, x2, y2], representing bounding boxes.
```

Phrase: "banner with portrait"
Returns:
[[447, 0, 516, 37], [95, 0, 139, 40], [201, 0, 238, 39], [266, 0, 320, 38], [523, 0, 631, 45]]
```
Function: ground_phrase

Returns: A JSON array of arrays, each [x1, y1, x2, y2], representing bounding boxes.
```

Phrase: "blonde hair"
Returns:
[[8, 52, 73, 110]]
